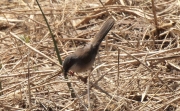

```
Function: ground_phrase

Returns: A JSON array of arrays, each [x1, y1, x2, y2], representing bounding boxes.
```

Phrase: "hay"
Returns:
[[0, 0, 180, 110]]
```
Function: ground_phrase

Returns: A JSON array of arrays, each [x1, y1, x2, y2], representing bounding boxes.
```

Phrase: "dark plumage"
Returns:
[[63, 18, 115, 76]]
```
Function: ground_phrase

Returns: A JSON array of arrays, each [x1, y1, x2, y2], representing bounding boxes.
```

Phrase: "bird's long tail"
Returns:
[[91, 18, 115, 47]]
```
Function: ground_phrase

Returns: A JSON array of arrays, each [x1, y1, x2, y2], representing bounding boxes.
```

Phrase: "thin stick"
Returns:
[[117, 48, 120, 86], [27, 49, 32, 109], [151, 0, 159, 38]]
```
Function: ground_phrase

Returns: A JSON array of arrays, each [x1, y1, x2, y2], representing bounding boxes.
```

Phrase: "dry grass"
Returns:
[[0, 0, 180, 110]]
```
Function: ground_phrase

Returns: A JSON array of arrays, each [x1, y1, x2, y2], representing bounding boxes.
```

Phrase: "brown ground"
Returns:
[[0, 0, 180, 110]]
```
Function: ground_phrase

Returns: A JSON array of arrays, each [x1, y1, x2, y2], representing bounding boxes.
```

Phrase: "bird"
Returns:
[[63, 18, 115, 77]]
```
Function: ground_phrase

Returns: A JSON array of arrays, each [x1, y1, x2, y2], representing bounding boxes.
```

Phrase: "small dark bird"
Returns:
[[63, 18, 115, 76]]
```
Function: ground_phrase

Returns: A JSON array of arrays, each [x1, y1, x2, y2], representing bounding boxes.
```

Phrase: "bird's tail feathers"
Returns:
[[91, 18, 115, 47]]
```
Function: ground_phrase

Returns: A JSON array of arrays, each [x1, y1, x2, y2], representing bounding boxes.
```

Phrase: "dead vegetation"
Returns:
[[0, 0, 180, 110]]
